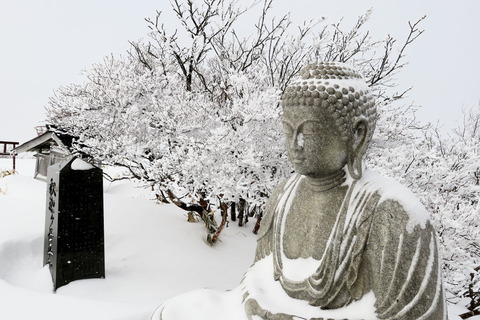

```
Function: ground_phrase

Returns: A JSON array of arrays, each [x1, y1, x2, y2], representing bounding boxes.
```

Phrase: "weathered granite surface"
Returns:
[[153, 62, 447, 320]]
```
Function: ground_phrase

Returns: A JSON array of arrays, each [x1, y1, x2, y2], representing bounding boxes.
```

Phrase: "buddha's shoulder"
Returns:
[[269, 174, 300, 201], [359, 170, 431, 233], [257, 174, 300, 239]]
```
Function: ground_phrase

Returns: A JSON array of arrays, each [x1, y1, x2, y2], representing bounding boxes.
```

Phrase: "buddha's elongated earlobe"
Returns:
[[347, 149, 363, 180], [347, 118, 369, 180]]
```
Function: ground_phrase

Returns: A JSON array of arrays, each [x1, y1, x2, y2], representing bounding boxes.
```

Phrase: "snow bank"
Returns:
[[0, 159, 256, 320]]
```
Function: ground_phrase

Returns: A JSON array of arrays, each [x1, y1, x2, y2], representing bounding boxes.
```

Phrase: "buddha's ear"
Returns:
[[348, 117, 369, 180], [352, 117, 369, 155]]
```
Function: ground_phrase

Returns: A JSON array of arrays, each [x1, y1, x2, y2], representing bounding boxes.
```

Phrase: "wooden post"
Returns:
[[0, 141, 19, 171]]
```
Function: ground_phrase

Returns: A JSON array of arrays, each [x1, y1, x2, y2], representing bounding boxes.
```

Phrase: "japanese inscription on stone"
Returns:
[[44, 158, 105, 291]]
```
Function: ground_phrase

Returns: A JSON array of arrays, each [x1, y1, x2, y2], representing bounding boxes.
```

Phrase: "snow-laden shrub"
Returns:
[[48, 0, 422, 240]]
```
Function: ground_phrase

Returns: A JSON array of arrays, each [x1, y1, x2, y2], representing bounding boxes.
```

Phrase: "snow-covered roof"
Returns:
[[12, 131, 73, 154]]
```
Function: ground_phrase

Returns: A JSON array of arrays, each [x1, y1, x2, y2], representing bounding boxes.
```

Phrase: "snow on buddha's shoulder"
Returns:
[[361, 169, 430, 233]]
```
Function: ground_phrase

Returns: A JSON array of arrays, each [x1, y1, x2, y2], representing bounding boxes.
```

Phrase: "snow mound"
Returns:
[[0, 159, 256, 320], [0, 237, 51, 292], [71, 158, 94, 170]]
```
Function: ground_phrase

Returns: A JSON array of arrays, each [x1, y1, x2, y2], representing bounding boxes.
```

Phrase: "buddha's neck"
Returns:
[[303, 169, 346, 192]]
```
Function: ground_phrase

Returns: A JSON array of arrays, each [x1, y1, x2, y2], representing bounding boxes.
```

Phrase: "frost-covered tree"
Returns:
[[422, 107, 480, 316], [47, 0, 423, 243]]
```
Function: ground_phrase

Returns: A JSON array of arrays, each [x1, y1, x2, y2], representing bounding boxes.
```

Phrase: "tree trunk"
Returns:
[[253, 211, 263, 234], [165, 189, 217, 234], [155, 190, 170, 204], [238, 198, 246, 227], [166, 189, 205, 216], [230, 202, 237, 222], [209, 200, 228, 245], [459, 310, 480, 319]]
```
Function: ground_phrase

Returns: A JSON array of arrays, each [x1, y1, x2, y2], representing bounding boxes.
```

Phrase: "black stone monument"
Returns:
[[44, 157, 105, 291]]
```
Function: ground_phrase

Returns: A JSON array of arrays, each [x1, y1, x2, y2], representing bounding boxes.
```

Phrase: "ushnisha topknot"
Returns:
[[281, 62, 377, 143]]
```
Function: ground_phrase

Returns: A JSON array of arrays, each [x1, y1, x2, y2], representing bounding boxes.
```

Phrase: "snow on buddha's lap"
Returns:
[[242, 256, 378, 320], [156, 255, 378, 320], [153, 287, 247, 320]]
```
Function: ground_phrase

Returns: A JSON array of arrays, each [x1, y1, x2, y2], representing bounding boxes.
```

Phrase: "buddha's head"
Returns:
[[280, 62, 377, 180]]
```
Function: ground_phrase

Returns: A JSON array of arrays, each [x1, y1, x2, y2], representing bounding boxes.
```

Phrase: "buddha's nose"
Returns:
[[292, 133, 304, 150]]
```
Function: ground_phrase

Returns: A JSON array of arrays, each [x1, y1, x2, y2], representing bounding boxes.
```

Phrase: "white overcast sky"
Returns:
[[1, 0, 479, 143]]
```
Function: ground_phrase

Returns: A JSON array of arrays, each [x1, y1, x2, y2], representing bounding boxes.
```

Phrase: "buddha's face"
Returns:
[[282, 104, 349, 178]]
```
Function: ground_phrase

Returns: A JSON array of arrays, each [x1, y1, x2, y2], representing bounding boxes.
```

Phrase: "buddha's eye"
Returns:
[[282, 122, 294, 136], [301, 122, 323, 135]]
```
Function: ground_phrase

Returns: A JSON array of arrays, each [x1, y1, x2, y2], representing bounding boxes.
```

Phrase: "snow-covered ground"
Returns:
[[0, 159, 256, 319], [0, 159, 476, 320]]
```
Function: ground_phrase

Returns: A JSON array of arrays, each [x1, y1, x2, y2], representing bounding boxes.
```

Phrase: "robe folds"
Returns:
[[246, 170, 447, 320], [153, 170, 447, 320]]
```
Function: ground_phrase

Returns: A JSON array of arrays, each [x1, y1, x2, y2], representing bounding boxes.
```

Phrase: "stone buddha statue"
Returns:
[[152, 62, 447, 320]]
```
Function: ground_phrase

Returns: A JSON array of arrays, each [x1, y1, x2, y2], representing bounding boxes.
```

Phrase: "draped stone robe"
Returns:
[[243, 170, 447, 320]]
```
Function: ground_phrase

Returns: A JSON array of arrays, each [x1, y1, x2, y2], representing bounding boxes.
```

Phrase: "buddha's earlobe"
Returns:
[[348, 118, 369, 180]]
